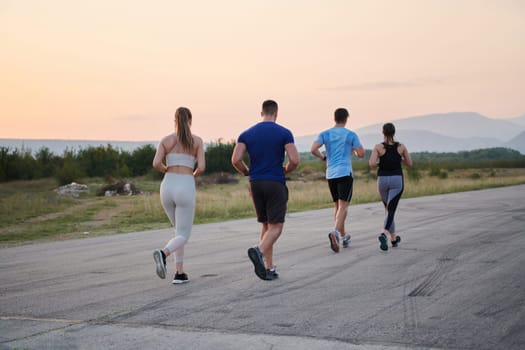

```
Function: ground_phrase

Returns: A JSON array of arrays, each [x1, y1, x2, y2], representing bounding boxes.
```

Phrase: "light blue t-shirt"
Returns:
[[315, 127, 362, 179]]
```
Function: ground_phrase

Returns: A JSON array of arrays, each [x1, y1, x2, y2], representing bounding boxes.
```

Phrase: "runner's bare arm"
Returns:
[[284, 143, 300, 174], [231, 142, 249, 176]]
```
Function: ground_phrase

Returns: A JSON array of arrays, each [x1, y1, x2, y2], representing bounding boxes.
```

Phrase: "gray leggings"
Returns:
[[377, 175, 404, 233], [160, 173, 195, 260]]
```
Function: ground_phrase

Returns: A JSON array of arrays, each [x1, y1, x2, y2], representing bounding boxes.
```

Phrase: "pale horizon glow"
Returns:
[[1, 0, 524, 143]]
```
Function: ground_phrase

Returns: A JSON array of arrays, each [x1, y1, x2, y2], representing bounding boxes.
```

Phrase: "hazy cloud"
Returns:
[[322, 77, 446, 91]]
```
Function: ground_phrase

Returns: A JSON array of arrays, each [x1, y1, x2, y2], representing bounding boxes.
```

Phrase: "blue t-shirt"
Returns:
[[315, 127, 362, 179], [238, 121, 295, 184]]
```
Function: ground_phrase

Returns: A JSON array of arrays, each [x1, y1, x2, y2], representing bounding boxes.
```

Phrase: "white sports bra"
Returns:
[[166, 153, 195, 168]]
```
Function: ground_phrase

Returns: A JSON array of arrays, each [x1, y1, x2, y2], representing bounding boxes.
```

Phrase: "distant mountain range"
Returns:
[[3, 112, 525, 155], [295, 112, 525, 154]]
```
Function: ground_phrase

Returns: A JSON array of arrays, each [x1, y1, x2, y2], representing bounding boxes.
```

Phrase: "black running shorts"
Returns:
[[327, 175, 354, 202], [250, 180, 288, 223]]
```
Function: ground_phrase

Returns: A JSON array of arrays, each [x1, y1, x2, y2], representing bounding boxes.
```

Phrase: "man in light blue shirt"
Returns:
[[311, 108, 365, 253]]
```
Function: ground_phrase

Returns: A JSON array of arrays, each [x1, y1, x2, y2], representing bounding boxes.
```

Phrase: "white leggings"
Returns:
[[160, 173, 196, 263]]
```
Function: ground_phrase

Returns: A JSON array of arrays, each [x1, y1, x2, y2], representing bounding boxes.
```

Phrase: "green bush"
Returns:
[[407, 166, 422, 182], [79, 145, 122, 177], [5, 149, 39, 180], [128, 144, 156, 176], [438, 170, 448, 179], [55, 156, 85, 185], [429, 167, 448, 179], [205, 140, 236, 174], [35, 147, 60, 178], [0, 147, 9, 181]]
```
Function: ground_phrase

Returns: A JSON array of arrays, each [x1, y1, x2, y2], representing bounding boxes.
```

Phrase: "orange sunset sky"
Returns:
[[1, 0, 524, 143]]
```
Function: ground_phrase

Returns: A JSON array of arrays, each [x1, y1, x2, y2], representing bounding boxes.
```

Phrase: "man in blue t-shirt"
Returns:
[[231, 100, 300, 280], [310, 108, 365, 253]]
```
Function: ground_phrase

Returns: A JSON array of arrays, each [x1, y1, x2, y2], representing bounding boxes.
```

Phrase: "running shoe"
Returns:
[[342, 234, 351, 248], [391, 235, 401, 248], [328, 231, 340, 253], [172, 272, 189, 284], [266, 268, 279, 280], [153, 249, 167, 279], [248, 247, 268, 280], [378, 233, 388, 251]]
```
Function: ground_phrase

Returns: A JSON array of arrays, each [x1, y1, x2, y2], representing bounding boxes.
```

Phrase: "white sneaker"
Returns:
[[153, 249, 166, 279], [328, 231, 340, 253]]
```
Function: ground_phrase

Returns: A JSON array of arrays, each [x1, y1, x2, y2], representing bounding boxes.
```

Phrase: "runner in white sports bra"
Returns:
[[151, 107, 205, 284]]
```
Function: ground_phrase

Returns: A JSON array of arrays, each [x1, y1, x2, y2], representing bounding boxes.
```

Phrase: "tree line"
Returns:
[[0, 142, 523, 184], [0, 140, 237, 184]]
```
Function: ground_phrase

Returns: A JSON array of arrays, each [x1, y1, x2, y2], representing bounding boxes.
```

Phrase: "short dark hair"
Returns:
[[262, 100, 278, 116], [334, 108, 349, 123]]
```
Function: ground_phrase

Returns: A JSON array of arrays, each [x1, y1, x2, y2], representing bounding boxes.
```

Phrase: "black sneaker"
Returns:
[[391, 235, 401, 247], [247, 247, 268, 280], [378, 234, 388, 251], [328, 231, 340, 253], [172, 272, 189, 284], [153, 249, 167, 279], [266, 268, 279, 280]]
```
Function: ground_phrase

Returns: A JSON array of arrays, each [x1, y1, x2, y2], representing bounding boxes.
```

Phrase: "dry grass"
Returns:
[[1, 167, 524, 246]]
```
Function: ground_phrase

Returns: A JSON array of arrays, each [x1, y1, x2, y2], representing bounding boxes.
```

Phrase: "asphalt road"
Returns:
[[1, 185, 524, 350]]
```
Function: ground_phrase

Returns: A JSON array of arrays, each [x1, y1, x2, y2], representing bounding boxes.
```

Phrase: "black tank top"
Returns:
[[378, 142, 403, 176]]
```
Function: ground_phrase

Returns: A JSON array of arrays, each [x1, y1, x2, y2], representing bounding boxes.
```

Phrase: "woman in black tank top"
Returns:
[[378, 142, 403, 176], [369, 123, 413, 251]]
